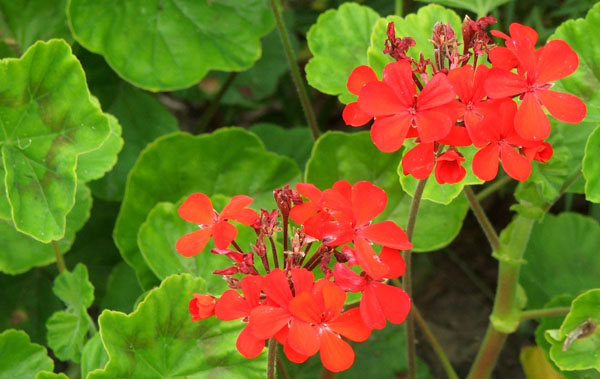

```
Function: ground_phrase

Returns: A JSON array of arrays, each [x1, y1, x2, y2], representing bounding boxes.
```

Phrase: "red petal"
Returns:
[[417, 73, 456, 110], [500, 144, 531, 181], [288, 319, 321, 356], [415, 109, 452, 142], [509, 23, 538, 45], [178, 193, 214, 224], [249, 306, 291, 339], [536, 40, 579, 84], [370, 114, 412, 153], [372, 282, 411, 324], [321, 281, 346, 317], [241, 275, 263, 308], [236, 325, 265, 359], [319, 331, 355, 373], [354, 237, 389, 280], [472, 143, 500, 181], [347, 65, 378, 95], [360, 285, 386, 330], [221, 195, 253, 215], [434, 151, 466, 184], [189, 294, 215, 321], [215, 290, 249, 320], [382, 60, 416, 106], [320, 221, 355, 247], [296, 183, 322, 202], [485, 67, 527, 98], [472, 64, 490, 101], [291, 268, 314, 296], [515, 93, 550, 141], [221, 195, 257, 225], [359, 221, 412, 250], [333, 263, 366, 292], [401, 142, 435, 179], [289, 292, 322, 324], [343, 102, 373, 126], [438, 126, 471, 146], [212, 221, 237, 249], [263, 268, 293, 307], [448, 65, 474, 103], [488, 46, 519, 71], [283, 342, 310, 363], [351, 181, 387, 226], [289, 202, 319, 225], [328, 308, 371, 342], [357, 81, 406, 116], [175, 228, 212, 257], [536, 89, 586, 124], [379, 247, 405, 278]]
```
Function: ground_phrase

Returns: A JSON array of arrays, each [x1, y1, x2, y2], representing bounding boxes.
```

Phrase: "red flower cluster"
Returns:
[[179, 181, 411, 372], [344, 20, 585, 183]]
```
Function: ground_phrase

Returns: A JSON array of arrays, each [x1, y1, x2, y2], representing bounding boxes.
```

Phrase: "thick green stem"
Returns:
[[52, 241, 66, 273], [267, 338, 277, 379], [395, 0, 403, 16], [268, 0, 319, 140], [412, 305, 459, 379], [403, 178, 428, 379], [467, 215, 534, 379], [464, 186, 500, 251], [196, 72, 238, 133], [520, 307, 570, 322]]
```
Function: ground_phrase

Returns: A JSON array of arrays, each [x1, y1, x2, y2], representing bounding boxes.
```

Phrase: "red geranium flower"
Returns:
[[176, 193, 259, 257], [189, 294, 216, 321], [435, 149, 467, 184], [343, 65, 378, 126]]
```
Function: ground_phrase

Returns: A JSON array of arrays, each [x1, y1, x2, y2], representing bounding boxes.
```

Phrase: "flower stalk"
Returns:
[[52, 240, 66, 273]]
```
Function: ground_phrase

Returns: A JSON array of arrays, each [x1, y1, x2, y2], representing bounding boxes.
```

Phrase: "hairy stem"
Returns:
[[464, 186, 500, 251], [520, 307, 570, 322], [403, 177, 428, 379], [276, 354, 289, 379], [269, 236, 279, 269], [267, 338, 277, 379], [196, 72, 238, 133], [268, 0, 320, 140], [52, 241, 66, 273]]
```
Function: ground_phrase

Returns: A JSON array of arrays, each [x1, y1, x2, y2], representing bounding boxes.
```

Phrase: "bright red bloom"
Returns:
[[435, 150, 466, 184], [357, 60, 458, 151], [472, 100, 536, 181], [176, 193, 259, 257], [342, 65, 378, 126], [522, 141, 553, 163], [401, 142, 435, 179], [189, 294, 216, 321], [289, 183, 332, 239], [488, 23, 538, 71], [287, 280, 371, 372], [486, 24, 586, 141]]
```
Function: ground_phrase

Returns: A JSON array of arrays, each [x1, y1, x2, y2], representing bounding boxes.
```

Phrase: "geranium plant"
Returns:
[[0, 1, 599, 378]]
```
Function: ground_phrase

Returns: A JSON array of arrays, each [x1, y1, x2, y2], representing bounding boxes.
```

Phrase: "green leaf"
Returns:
[[399, 144, 483, 205], [249, 123, 314, 170], [138, 195, 256, 294], [46, 310, 90, 363], [368, 5, 462, 77], [0, 39, 109, 242], [77, 114, 123, 184], [0, 0, 72, 52], [68, 0, 275, 91], [546, 289, 600, 371], [99, 261, 143, 313], [53, 263, 94, 310], [88, 274, 266, 378], [36, 371, 69, 379], [305, 3, 380, 104], [81, 334, 108, 379], [0, 329, 53, 377], [415, 0, 512, 18], [0, 182, 92, 274], [520, 213, 600, 309], [114, 128, 300, 289], [305, 131, 468, 252], [583, 125, 600, 202]]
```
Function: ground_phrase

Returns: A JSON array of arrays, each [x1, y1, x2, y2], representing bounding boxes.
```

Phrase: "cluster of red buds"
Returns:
[[178, 181, 411, 372], [343, 18, 586, 183]]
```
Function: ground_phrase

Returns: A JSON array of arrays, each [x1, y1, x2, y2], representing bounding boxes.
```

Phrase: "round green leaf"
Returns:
[[583, 125, 600, 203], [305, 131, 468, 252], [0, 39, 109, 242], [81, 334, 108, 379], [520, 213, 600, 309], [0, 329, 53, 377], [0, 182, 92, 275], [77, 114, 123, 184], [399, 144, 483, 205], [249, 123, 314, 170], [68, 0, 275, 91], [546, 289, 600, 371], [53, 263, 94, 310], [305, 3, 380, 104], [114, 128, 300, 289], [138, 195, 256, 294], [367, 5, 462, 76], [89, 274, 266, 378], [46, 309, 90, 363]]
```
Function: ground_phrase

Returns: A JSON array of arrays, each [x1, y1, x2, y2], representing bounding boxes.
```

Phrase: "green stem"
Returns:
[[464, 186, 500, 251], [52, 241, 66, 273], [412, 305, 459, 379], [268, 0, 320, 140], [196, 72, 238, 133], [395, 0, 403, 16], [403, 178, 428, 379], [475, 175, 511, 202], [543, 169, 582, 213], [267, 338, 277, 379], [466, 215, 534, 379], [520, 307, 570, 322]]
